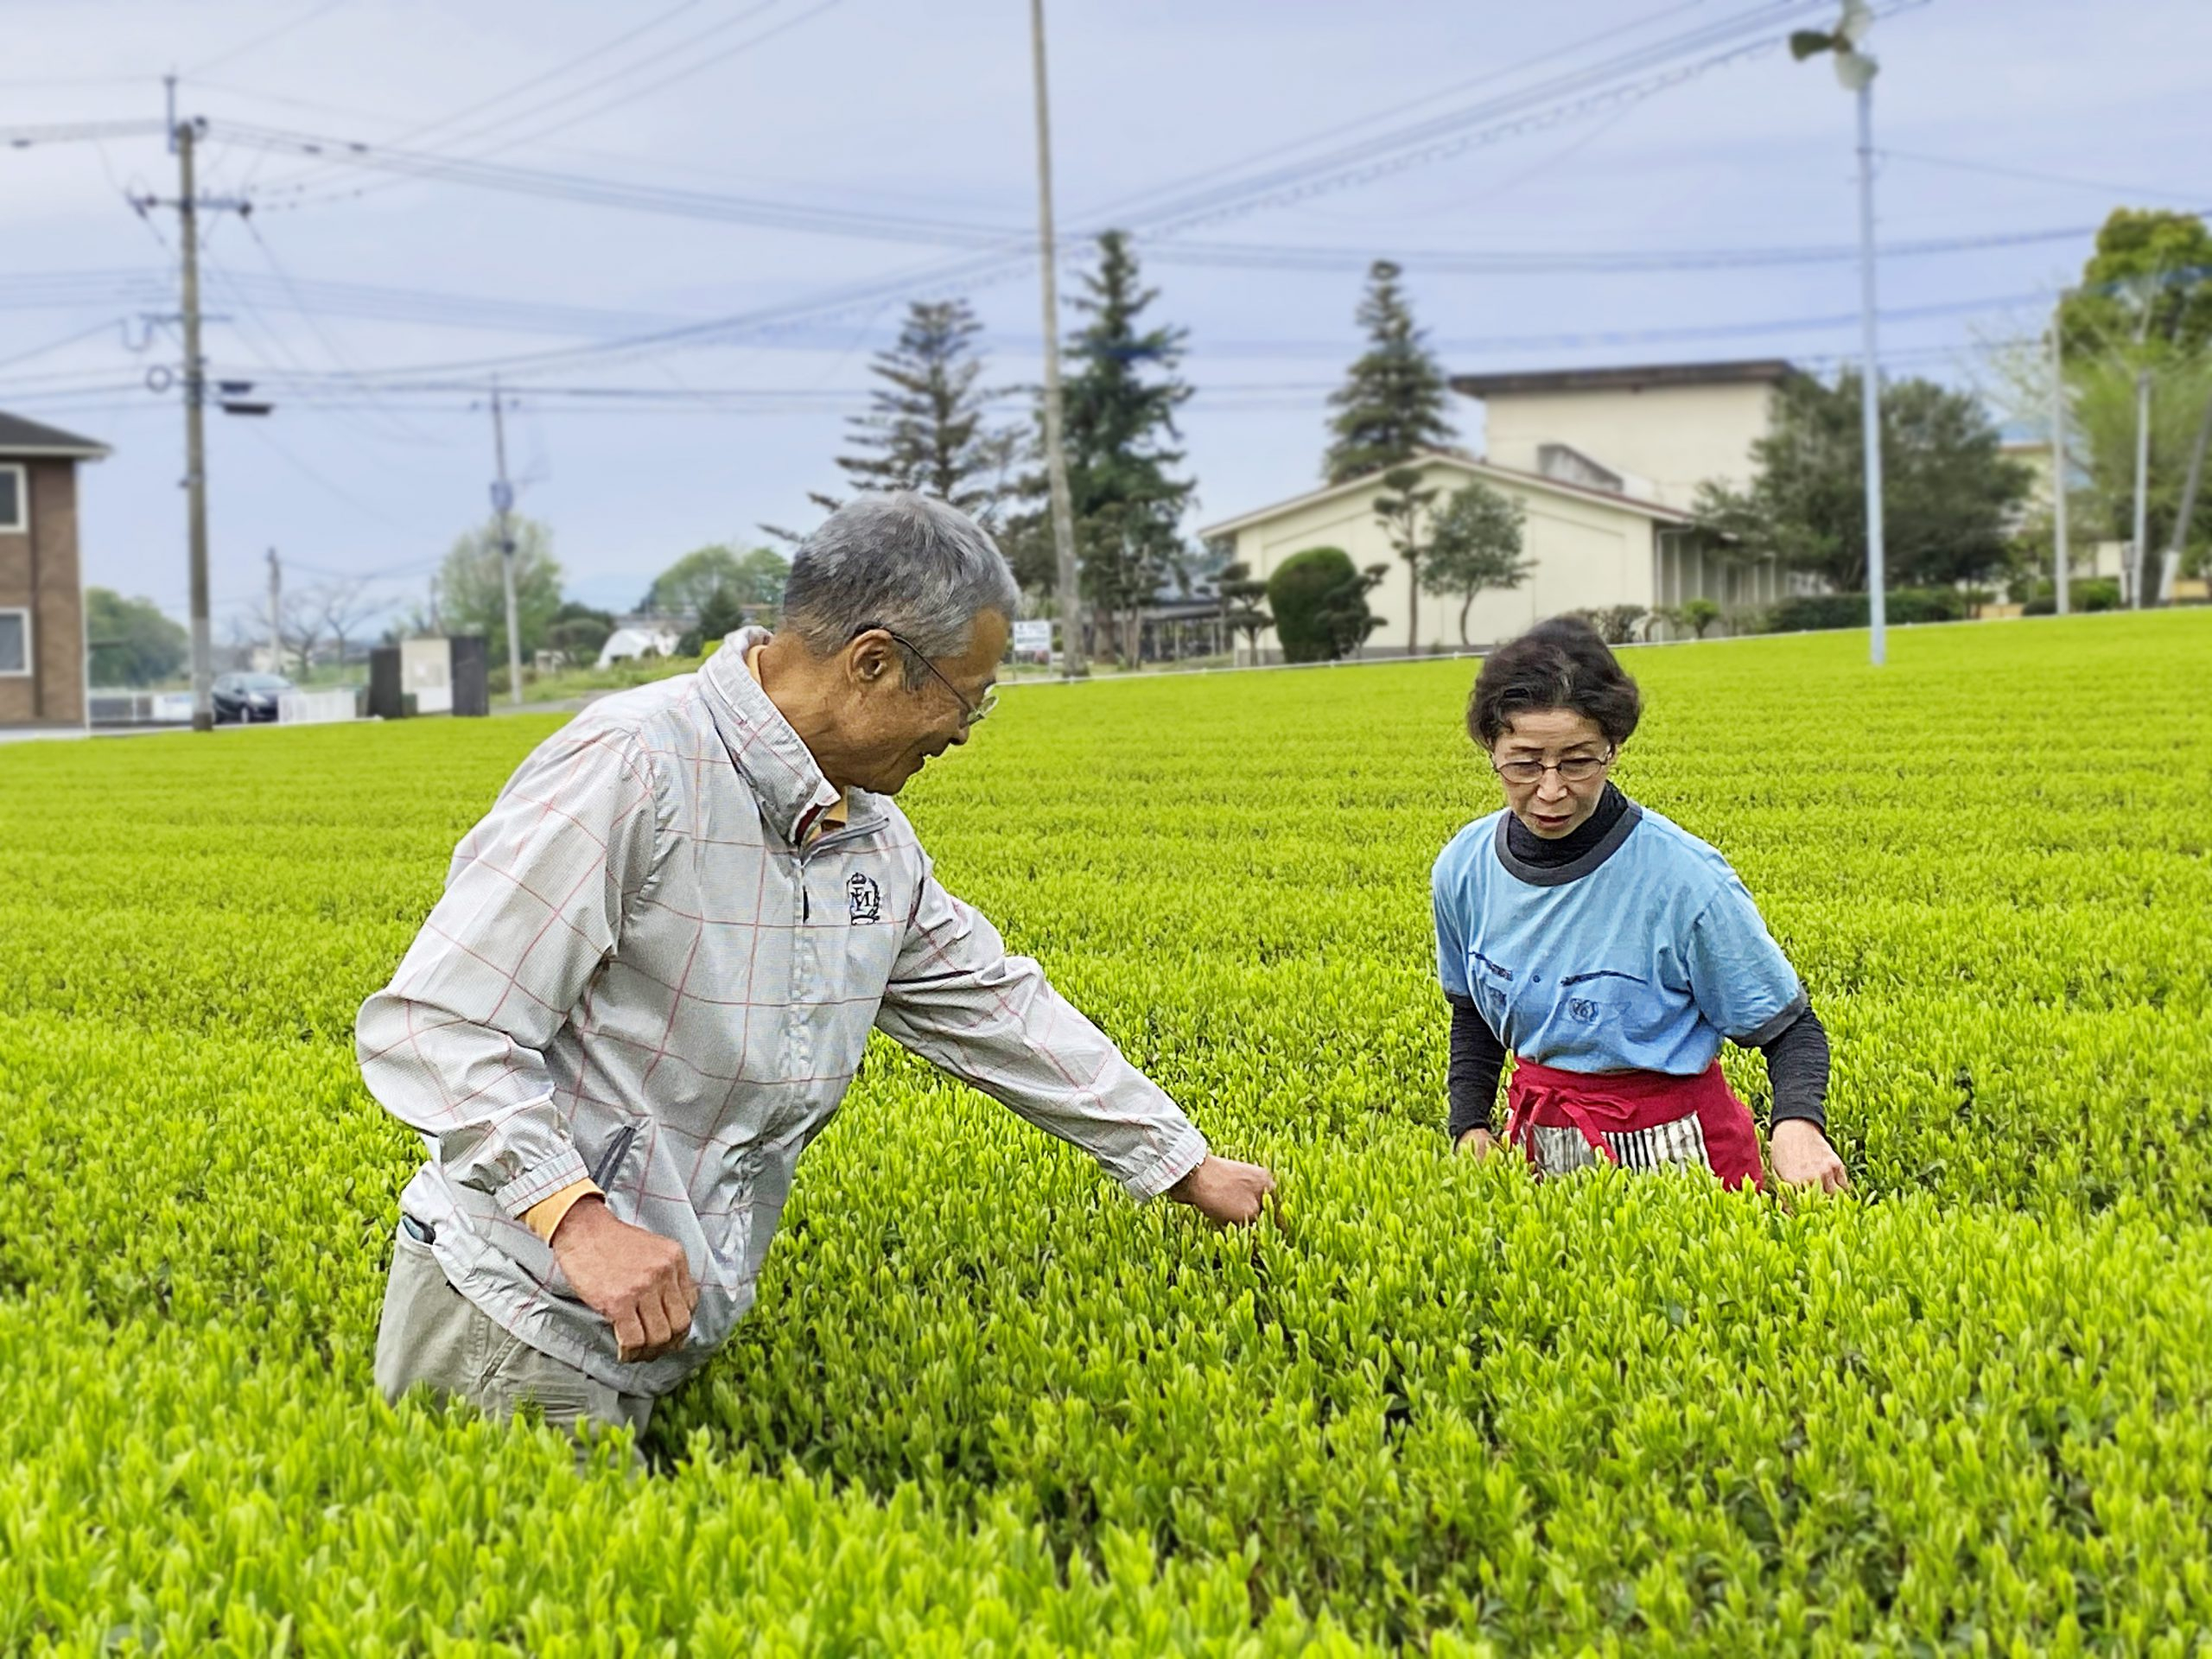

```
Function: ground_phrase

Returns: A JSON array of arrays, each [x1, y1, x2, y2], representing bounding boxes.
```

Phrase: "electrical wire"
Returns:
[[197, 2, 1932, 385], [264, 0, 851, 213], [218, 118, 1026, 246], [0, 318, 129, 373], [1879, 149, 2207, 207], [186, 0, 353, 77], [254, 0, 718, 194], [1072, 0, 1719, 226]]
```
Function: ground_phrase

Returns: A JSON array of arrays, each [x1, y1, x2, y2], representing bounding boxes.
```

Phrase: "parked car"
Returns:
[[213, 672, 292, 723]]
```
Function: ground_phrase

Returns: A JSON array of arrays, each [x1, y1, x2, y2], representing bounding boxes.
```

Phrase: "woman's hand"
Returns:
[[1770, 1120, 1849, 1191], [1455, 1127, 1502, 1160]]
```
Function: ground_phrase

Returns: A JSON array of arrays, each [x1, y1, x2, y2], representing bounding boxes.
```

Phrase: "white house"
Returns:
[[2000, 435, 2133, 586], [1451, 358, 1796, 511], [1201, 449, 1783, 658], [597, 625, 683, 669]]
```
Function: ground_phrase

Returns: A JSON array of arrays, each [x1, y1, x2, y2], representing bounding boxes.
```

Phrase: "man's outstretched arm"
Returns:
[[874, 861, 1274, 1224]]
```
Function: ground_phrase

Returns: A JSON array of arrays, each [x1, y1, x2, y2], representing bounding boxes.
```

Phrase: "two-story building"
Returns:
[[1202, 359, 1798, 658], [1, 413, 109, 734]]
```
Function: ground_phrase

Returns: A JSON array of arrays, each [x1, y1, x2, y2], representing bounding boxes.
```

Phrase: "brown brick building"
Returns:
[[0, 413, 109, 733]]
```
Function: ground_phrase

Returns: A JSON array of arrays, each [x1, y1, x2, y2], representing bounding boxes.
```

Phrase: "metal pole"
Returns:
[[1028, 0, 1084, 678], [1853, 75, 1886, 665], [2157, 384, 2212, 607], [267, 547, 281, 671], [2050, 302, 2069, 616], [2130, 369, 2152, 609], [490, 376, 523, 705], [179, 119, 214, 731]]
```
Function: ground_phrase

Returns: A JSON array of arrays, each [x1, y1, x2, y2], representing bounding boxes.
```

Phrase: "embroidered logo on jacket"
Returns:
[[1567, 997, 1599, 1024], [847, 873, 882, 924]]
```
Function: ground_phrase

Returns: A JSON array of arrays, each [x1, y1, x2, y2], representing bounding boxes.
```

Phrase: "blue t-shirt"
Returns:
[[1431, 802, 1804, 1077]]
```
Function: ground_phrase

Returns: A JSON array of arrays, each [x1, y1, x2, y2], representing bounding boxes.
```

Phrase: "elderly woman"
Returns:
[[1433, 616, 1847, 1191]]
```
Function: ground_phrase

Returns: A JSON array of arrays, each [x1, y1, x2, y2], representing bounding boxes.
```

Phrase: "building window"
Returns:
[[0, 465, 25, 533], [0, 607, 29, 676]]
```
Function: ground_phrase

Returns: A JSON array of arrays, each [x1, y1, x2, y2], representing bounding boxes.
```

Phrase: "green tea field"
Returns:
[[3, 611, 2210, 1655]]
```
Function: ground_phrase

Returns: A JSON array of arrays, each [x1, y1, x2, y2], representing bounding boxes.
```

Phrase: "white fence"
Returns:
[[276, 689, 359, 725], [88, 690, 195, 725], [89, 688, 361, 727]]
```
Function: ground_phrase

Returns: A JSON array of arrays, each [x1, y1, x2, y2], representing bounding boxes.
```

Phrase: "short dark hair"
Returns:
[[1468, 614, 1642, 748]]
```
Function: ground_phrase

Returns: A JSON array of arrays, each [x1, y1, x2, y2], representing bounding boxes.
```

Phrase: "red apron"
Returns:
[[1503, 1057, 1764, 1191]]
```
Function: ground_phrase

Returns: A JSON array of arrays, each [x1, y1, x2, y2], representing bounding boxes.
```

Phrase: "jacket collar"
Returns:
[[699, 627, 850, 849]]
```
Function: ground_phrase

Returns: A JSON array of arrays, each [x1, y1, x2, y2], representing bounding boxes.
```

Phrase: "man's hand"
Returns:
[[1454, 1127, 1502, 1160], [1166, 1155, 1276, 1225], [550, 1197, 700, 1363], [1770, 1120, 1849, 1192]]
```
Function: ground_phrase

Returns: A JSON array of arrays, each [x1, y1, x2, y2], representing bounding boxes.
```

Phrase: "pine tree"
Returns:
[[1322, 260, 1456, 486], [1009, 232, 1196, 664], [771, 299, 1018, 543]]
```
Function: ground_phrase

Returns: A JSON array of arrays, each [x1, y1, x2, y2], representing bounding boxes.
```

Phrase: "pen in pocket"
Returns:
[[590, 1124, 638, 1191]]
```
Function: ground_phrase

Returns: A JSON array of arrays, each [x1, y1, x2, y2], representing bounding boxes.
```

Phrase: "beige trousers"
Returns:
[[374, 1222, 654, 1442]]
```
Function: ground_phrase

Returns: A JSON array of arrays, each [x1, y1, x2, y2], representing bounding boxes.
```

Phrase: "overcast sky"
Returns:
[[6, 0, 2208, 628]]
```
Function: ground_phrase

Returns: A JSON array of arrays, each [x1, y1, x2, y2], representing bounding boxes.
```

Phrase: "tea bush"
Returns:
[[2, 611, 2209, 1654]]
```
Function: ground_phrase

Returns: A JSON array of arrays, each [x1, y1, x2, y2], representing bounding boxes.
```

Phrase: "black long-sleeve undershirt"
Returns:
[[1444, 785, 1831, 1140], [1445, 994, 1830, 1141]]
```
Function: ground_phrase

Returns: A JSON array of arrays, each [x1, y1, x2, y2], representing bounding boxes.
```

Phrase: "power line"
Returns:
[[236, 420, 446, 538], [226, 3, 1837, 247], [185, 0, 353, 76], [0, 211, 2162, 372], [213, 3, 1929, 385], [0, 118, 169, 146], [152, 54, 1842, 381], [218, 117, 1025, 245], [255, 0, 718, 195], [9, 4, 1929, 404], [1072, 0, 1716, 225], [1, 269, 2070, 409], [35, 281, 2040, 412], [1108, 2, 1916, 238], [232, 213, 443, 442], [1879, 149, 2208, 207], [266, 0, 850, 213], [0, 317, 128, 373]]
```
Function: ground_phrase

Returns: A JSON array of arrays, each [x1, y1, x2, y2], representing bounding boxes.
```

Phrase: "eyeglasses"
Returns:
[[1490, 750, 1613, 787], [871, 626, 997, 728]]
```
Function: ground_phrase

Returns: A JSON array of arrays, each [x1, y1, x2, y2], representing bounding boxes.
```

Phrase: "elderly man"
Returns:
[[360, 493, 1274, 1435]]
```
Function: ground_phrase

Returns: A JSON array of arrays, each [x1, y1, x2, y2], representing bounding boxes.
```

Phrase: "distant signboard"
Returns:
[[1011, 619, 1053, 663]]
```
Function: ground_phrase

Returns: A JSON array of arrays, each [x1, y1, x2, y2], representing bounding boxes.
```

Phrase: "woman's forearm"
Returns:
[[1757, 1003, 1831, 1130], [1446, 992, 1507, 1140]]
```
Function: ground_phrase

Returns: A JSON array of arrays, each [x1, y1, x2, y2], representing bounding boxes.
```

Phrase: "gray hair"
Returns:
[[781, 492, 1020, 683]]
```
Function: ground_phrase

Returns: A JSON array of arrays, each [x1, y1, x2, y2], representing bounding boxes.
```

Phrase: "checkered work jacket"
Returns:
[[357, 629, 1208, 1395]]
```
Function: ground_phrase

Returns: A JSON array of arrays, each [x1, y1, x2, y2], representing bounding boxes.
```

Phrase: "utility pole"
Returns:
[[134, 101, 251, 732], [266, 547, 282, 672], [2049, 302, 2069, 616], [1794, 3, 1885, 665], [2158, 385, 2212, 607], [1028, 0, 1084, 678], [2130, 369, 2152, 609], [179, 120, 213, 728], [488, 377, 523, 706], [1850, 63, 1886, 665]]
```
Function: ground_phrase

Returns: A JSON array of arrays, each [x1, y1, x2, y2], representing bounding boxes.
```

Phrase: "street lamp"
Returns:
[[1792, 3, 1887, 666]]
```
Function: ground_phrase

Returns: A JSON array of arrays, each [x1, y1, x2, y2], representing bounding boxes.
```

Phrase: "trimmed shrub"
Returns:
[[1763, 588, 1968, 633], [1267, 546, 1359, 663], [2024, 577, 2124, 615]]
